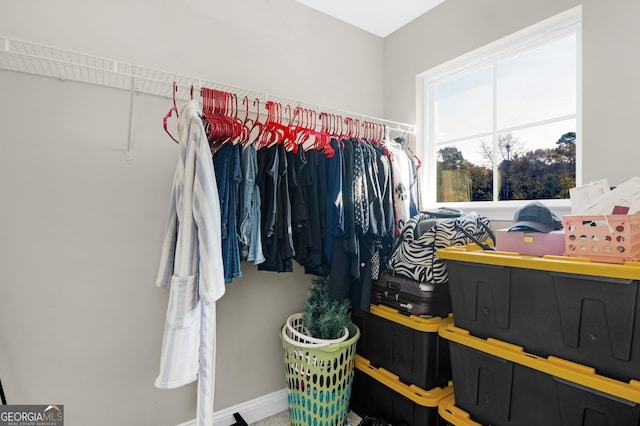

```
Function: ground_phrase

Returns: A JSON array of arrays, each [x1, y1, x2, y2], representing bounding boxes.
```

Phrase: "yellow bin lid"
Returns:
[[439, 323, 640, 404], [369, 304, 453, 332], [438, 393, 483, 426], [355, 354, 453, 406], [436, 245, 640, 280]]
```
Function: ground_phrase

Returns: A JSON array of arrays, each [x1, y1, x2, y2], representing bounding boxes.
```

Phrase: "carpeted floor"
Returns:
[[250, 410, 362, 426]]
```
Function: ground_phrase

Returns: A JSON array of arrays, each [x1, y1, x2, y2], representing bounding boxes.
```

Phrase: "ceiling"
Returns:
[[294, 0, 446, 38]]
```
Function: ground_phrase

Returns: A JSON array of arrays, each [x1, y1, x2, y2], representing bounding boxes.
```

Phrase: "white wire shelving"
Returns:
[[0, 35, 416, 159]]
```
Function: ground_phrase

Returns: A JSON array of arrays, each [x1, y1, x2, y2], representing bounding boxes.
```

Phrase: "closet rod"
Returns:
[[0, 35, 416, 150]]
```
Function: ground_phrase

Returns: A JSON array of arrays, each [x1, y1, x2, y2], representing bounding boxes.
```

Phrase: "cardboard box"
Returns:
[[495, 228, 565, 256]]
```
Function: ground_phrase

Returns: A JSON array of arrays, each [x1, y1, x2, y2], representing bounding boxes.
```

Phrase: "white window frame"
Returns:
[[416, 6, 582, 221]]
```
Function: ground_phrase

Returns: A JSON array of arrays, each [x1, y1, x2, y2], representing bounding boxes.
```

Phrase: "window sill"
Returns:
[[426, 199, 572, 222]]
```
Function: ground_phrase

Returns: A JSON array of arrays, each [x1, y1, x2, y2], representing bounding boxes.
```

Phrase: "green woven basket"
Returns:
[[279, 322, 360, 426]]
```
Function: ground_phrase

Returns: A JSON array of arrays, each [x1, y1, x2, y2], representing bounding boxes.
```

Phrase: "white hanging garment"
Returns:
[[155, 99, 226, 426], [386, 140, 415, 235]]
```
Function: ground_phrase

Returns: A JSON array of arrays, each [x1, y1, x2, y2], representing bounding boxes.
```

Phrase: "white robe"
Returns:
[[155, 100, 225, 426]]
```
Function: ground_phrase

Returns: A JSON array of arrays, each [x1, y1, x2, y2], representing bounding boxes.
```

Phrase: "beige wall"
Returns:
[[384, 0, 640, 187], [0, 1, 383, 425]]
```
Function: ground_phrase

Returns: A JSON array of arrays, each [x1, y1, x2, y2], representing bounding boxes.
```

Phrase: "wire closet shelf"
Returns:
[[0, 35, 416, 159]]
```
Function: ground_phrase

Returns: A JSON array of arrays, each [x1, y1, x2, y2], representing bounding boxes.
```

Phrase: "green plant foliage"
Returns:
[[301, 273, 351, 340]]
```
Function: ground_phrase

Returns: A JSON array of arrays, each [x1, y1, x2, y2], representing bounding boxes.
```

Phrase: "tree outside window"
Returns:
[[437, 131, 575, 202]]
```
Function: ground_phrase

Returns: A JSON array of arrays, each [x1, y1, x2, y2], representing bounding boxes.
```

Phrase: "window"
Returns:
[[418, 8, 581, 219]]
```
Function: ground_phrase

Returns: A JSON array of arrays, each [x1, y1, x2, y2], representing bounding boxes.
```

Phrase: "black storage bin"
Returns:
[[438, 394, 481, 426], [440, 324, 640, 426], [350, 354, 452, 426], [437, 246, 640, 383], [351, 304, 452, 390]]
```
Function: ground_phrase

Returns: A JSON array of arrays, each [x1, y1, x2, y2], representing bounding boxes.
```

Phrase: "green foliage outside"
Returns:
[[437, 132, 576, 202]]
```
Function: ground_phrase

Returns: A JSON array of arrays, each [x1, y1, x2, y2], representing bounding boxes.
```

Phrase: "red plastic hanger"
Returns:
[[282, 104, 298, 153], [202, 88, 235, 148], [401, 131, 421, 168], [163, 82, 179, 144], [344, 117, 355, 139], [291, 106, 307, 146], [247, 98, 264, 145], [172, 82, 179, 116], [238, 96, 252, 145], [261, 101, 294, 150], [294, 107, 332, 157], [314, 110, 334, 157]]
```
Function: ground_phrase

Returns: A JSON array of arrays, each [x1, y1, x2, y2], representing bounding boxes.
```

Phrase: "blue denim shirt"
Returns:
[[238, 144, 265, 264], [214, 143, 242, 283]]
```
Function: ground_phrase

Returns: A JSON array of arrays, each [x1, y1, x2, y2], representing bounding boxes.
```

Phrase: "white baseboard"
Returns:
[[176, 388, 289, 426]]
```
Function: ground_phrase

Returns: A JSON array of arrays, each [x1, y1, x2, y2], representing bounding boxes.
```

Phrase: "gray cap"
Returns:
[[508, 201, 563, 233]]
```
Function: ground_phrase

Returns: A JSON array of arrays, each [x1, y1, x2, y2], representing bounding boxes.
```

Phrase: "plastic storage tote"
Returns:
[[350, 354, 452, 426], [438, 394, 482, 426], [351, 304, 452, 390], [563, 213, 640, 263], [437, 245, 640, 383], [279, 322, 360, 426], [440, 323, 640, 426]]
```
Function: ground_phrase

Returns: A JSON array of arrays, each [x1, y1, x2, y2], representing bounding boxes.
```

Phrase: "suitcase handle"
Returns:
[[399, 302, 413, 311], [421, 207, 464, 218], [379, 291, 414, 315]]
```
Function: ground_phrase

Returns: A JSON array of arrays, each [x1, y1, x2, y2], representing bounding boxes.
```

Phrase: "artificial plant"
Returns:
[[301, 273, 351, 340]]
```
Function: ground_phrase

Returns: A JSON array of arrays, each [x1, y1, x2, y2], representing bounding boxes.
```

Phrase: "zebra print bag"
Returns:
[[387, 210, 494, 284]]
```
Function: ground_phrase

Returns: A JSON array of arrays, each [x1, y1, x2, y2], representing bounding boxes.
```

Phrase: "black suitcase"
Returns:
[[372, 269, 451, 317]]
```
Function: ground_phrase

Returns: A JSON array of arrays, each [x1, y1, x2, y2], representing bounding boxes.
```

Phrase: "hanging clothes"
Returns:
[[238, 143, 265, 265], [213, 142, 243, 283], [371, 142, 396, 277], [303, 148, 328, 275], [155, 100, 226, 426], [287, 147, 310, 261], [323, 137, 345, 263], [289, 147, 328, 275], [386, 138, 418, 236], [328, 138, 397, 311], [340, 138, 359, 277], [394, 135, 420, 217], [257, 144, 295, 272]]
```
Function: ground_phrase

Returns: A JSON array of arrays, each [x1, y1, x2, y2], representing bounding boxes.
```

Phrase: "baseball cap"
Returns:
[[508, 201, 563, 233]]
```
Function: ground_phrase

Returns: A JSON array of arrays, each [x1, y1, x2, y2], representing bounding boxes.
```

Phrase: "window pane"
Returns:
[[436, 138, 494, 202], [497, 35, 576, 129], [434, 66, 492, 142], [498, 119, 576, 200]]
